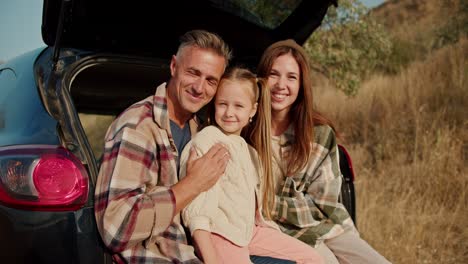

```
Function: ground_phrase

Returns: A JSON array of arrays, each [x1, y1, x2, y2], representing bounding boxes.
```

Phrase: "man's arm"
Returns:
[[95, 127, 229, 252], [94, 128, 177, 252]]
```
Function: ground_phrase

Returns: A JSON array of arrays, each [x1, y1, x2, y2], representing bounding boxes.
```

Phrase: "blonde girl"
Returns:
[[179, 67, 323, 264]]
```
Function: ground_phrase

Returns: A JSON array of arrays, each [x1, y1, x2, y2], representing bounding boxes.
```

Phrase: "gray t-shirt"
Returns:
[[170, 120, 191, 171]]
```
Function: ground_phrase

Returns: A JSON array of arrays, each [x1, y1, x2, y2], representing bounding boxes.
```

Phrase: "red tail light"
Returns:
[[0, 145, 89, 211]]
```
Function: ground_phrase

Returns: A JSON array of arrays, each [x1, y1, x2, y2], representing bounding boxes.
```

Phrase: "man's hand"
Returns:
[[186, 143, 230, 192], [172, 143, 229, 214]]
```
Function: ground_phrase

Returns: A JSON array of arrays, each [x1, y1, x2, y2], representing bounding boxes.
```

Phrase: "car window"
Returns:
[[211, 0, 302, 29]]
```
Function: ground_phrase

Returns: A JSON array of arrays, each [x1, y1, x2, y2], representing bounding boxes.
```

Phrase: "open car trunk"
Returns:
[[66, 53, 171, 159], [43, 0, 336, 66], [70, 56, 168, 115], [41, 0, 337, 164]]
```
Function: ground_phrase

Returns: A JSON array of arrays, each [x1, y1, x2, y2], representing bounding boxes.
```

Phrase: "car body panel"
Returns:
[[338, 145, 356, 224], [0, 48, 108, 263], [0, 205, 108, 263], [0, 48, 59, 146]]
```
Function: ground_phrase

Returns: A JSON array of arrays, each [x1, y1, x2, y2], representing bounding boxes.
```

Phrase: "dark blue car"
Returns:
[[0, 0, 354, 263]]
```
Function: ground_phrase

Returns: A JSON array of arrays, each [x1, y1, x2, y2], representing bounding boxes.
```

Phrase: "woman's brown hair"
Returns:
[[257, 39, 336, 176]]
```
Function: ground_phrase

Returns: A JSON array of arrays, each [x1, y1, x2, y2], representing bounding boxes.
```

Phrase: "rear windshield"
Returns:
[[210, 0, 302, 29]]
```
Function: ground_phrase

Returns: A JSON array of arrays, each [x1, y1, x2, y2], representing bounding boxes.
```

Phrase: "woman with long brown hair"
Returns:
[[257, 39, 391, 264]]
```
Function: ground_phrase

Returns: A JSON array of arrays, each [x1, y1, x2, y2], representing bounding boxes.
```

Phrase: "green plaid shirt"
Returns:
[[271, 125, 356, 247]]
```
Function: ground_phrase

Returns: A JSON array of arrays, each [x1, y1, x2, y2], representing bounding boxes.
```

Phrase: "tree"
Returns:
[[304, 0, 392, 96]]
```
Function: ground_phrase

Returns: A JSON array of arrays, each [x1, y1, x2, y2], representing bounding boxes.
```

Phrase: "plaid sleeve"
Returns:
[[273, 126, 350, 228], [94, 127, 175, 253]]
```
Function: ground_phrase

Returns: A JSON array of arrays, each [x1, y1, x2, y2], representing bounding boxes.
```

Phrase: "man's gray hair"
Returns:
[[177, 29, 232, 66]]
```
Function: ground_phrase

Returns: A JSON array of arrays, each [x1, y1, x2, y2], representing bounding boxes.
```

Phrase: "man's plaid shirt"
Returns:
[[94, 83, 202, 263], [271, 125, 356, 247]]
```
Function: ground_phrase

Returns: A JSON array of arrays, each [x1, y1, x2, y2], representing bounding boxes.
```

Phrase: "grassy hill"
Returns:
[[372, 0, 446, 30], [370, 0, 467, 70], [313, 0, 467, 263]]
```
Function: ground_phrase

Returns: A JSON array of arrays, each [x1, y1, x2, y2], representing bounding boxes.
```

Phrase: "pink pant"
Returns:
[[210, 225, 324, 264]]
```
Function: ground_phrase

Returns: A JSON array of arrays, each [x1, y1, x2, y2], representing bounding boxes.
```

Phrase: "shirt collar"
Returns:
[[152, 82, 201, 136]]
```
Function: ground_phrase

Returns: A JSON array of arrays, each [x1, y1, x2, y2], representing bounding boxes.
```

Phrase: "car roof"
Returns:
[[42, 0, 335, 65]]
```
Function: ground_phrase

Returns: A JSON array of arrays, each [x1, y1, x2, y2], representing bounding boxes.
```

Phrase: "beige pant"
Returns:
[[315, 229, 391, 264]]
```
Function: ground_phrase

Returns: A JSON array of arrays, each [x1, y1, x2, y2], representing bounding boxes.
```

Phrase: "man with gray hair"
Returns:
[[95, 29, 232, 263]]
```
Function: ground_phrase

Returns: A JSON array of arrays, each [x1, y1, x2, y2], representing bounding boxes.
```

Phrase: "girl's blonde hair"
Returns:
[[206, 67, 274, 219]]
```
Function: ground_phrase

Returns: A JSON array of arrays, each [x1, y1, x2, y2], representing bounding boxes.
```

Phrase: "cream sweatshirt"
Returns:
[[180, 126, 272, 246]]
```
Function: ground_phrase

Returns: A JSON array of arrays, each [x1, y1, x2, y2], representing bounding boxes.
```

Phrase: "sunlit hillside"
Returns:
[[371, 0, 467, 67], [313, 0, 467, 263], [316, 37, 467, 263]]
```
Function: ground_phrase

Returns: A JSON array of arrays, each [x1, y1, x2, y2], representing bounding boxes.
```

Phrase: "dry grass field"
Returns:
[[313, 1, 468, 262], [315, 37, 467, 263]]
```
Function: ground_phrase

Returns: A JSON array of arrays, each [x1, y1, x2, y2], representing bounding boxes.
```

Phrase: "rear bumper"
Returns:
[[0, 205, 109, 263]]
